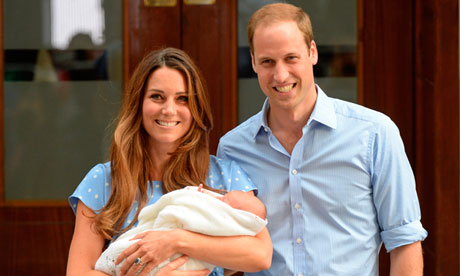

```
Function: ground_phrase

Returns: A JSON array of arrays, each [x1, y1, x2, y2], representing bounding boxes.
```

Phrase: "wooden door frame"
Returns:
[[0, 0, 4, 205], [413, 0, 459, 274], [359, 0, 460, 274]]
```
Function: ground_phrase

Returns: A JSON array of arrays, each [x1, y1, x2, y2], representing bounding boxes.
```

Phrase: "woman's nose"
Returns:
[[161, 100, 176, 115]]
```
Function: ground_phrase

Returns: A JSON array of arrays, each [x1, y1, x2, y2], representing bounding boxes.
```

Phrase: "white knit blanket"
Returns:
[[95, 187, 267, 275]]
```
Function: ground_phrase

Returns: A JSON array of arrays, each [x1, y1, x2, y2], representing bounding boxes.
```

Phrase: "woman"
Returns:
[[66, 48, 272, 276]]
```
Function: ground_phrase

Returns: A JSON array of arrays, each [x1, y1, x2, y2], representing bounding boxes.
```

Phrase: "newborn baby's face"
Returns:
[[191, 185, 261, 216], [221, 190, 248, 210]]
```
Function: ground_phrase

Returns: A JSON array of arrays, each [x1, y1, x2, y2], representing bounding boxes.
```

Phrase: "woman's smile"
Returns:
[[155, 120, 180, 127]]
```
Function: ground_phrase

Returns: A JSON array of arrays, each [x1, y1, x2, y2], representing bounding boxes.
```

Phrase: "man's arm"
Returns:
[[389, 241, 423, 276]]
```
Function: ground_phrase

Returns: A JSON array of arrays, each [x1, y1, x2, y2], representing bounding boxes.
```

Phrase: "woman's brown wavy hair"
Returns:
[[94, 48, 214, 239]]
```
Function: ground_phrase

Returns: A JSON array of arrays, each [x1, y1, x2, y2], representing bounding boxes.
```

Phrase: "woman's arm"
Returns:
[[67, 200, 110, 276], [177, 228, 272, 271], [117, 227, 272, 276], [156, 256, 210, 276]]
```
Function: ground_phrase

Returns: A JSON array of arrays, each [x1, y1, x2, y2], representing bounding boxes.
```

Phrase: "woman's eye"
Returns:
[[150, 94, 162, 100], [177, 95, 188, 102]]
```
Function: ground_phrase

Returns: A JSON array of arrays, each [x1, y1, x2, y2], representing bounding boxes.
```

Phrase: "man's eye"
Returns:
[[261, 60, 272, 65]]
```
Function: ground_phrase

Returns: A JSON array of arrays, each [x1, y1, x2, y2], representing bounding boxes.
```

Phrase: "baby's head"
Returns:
[[191, 184, 267, 219], [222, 191, 266, 220]]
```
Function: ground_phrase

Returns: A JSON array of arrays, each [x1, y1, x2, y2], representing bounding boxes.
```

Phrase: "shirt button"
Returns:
[[294, 203, 300, 210], [292, 169, 298, 175], [264, 127, 268, 132], [296, 237, 302, 244]]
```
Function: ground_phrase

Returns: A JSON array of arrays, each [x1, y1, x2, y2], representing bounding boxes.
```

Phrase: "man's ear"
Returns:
[[251, 51, 257, 74], [309, 40, 319, 65]]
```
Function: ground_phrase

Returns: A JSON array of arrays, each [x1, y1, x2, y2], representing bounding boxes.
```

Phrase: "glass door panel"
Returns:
[[3, 0, 122, 200]]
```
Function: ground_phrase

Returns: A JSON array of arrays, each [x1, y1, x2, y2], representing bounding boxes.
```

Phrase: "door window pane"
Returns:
[[4, 0, 122, 200], [238, 0, 357, 122]]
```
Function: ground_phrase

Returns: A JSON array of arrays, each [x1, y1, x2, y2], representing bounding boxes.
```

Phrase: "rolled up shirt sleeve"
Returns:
[[370, 118, 427, 252]]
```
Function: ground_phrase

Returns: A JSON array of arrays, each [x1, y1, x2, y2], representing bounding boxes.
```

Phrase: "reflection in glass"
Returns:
[[51, 0, 105, 49], [4, 0, 122, 200], [5, 49, 110, 82]]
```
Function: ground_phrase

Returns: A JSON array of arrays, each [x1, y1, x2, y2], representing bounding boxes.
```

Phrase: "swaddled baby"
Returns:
[[95, 185, 267, 275]]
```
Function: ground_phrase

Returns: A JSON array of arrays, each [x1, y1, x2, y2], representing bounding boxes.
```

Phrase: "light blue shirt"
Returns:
[[217, 85, 427, 276], [69, 155, 256, 276]]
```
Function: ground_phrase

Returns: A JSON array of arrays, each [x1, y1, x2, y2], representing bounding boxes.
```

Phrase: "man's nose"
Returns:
[[273, 63, 289, 83]]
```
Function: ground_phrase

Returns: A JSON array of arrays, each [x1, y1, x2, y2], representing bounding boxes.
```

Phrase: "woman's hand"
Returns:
[[115, 230, 180, 276], [156, 256, 210, 276]]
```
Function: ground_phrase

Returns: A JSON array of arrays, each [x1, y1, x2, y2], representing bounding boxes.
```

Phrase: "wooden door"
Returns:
[[360, 0, 459, 274]]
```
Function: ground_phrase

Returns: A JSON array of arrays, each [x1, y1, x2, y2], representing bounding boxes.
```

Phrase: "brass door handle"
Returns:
[[144, 0, 177, 7], [144, 0, 215, 7]]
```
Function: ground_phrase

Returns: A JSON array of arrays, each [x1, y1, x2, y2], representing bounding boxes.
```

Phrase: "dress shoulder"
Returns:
[[68, 162, 112, 214], [208, 156, 257, 194]]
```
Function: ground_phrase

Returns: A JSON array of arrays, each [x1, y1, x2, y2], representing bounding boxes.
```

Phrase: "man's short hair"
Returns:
[[248, 3, 314, 54]]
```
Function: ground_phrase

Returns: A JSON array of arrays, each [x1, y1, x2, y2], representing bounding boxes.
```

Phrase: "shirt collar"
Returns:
[[251, 99, 270, 139], [253, 84, 337, 139], [309, 85, 337, 129]]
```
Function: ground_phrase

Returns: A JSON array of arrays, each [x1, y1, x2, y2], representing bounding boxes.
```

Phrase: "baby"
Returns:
[[192, 184, 266, 220], [95, 185, 267, 275]]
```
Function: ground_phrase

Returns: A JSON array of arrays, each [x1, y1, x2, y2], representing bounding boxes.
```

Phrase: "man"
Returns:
[[217, 3, 427, 275]]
